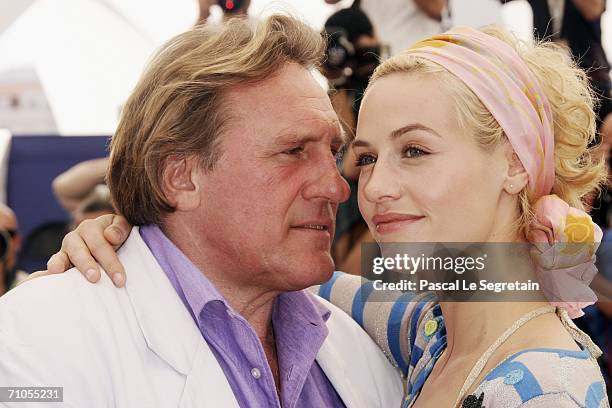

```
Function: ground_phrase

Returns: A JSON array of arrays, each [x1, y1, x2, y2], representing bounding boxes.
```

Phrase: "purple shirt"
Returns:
[[140, 225, 345, 408]]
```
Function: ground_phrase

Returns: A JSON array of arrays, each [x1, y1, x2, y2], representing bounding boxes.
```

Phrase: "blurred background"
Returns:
[[2, 0, 608, 136]]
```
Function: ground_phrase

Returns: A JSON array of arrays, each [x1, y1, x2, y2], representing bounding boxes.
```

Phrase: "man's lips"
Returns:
[[291, 220, 333, 233], [372, 212, 424, 234]]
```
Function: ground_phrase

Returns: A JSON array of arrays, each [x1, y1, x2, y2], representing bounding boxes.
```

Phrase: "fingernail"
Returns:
[[85, 269, 97, 281], [109, 227, 122, 241], [112, 273, 124, 287]]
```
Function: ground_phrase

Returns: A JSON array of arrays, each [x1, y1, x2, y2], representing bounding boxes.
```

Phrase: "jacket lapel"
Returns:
[[120, 227, 239, 408], [317, 338, 365, 408], [315, 295, 404, 408]]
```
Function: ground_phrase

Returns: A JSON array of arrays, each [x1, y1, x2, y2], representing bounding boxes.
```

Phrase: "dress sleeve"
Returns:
[[310, 271, 437, 376]]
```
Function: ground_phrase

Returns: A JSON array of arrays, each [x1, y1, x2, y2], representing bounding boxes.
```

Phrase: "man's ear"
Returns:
[[504, 147, 529, 195], [161, 155, 203, 211]]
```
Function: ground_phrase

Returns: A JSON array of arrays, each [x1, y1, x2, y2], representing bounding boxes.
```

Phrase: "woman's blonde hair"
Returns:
[[108, 15, 324, 225], [368, 25, 607, 236]]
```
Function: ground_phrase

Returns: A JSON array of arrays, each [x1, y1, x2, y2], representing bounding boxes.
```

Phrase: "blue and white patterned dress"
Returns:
[[314, 272, 609, 407]]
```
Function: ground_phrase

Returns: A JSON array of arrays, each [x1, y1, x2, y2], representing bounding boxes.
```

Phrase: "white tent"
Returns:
[[0, 0, 348, 135], [0, 0, 162, 135]]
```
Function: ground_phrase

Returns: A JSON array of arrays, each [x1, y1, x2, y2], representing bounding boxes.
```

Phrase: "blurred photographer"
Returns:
[[322, 6, 382, 125], [321, 6, 382, 274], [196, 0, 250, 26], [324, 0, 447, 56], [0, 204, 26, 296]]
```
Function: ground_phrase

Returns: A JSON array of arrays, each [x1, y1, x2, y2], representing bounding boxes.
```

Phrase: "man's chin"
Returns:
[[309, 265, 335, 286], [285, 257, 335, 290]]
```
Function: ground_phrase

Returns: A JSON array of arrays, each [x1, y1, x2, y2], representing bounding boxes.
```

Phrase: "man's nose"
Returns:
[[302, 159, 350, 204]]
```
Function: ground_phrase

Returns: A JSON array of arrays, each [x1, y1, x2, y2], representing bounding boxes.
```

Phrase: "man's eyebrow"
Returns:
[[352, 123, 441, 148], [333, 132, 346, 146], [275, 130, 345, 147], [275, 134, 320, 146]]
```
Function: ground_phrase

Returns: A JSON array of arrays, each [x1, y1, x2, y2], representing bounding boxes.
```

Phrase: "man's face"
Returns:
[[194, 63, 350, 292]]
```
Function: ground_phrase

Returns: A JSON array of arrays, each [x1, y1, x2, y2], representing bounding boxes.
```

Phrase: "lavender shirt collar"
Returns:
[[139, 225, 344, 408], [139, 224, 330, 324]]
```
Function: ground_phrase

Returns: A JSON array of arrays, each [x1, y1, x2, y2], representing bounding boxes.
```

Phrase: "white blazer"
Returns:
[[0, 227, 403, 408]]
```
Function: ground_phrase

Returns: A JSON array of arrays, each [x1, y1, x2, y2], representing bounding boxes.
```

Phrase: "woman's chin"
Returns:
[[374, 232, 430, 243]]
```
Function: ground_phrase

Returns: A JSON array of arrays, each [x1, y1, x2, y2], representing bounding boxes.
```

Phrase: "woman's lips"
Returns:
[[372, 213, 424, 234]]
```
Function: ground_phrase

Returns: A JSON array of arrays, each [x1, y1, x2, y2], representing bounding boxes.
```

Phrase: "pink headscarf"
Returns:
[[404, 26, 602, 318]]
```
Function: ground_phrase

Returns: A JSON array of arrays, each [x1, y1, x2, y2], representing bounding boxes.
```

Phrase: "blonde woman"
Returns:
[[40, 25, 608, 407]]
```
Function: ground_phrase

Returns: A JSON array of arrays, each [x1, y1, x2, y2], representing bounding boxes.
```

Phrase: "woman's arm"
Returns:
[[34, 214, 437, 375], [311, 272, 437, 375], [22, 214, 131, 287]]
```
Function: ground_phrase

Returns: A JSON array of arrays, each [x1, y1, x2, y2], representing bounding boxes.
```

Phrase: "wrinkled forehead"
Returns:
[[355, 73, 461, 144], [223, 64, 344, 146]]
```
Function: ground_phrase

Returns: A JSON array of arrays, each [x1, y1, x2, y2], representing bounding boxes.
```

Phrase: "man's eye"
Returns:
[[404, 146, 428, 158], [355, 154, 376, 167], [333, 145, 346, 161], [283, 146, 304, 155]]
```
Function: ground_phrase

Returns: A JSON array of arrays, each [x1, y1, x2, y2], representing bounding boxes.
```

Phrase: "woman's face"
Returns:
[[354, 73, 513, 243]]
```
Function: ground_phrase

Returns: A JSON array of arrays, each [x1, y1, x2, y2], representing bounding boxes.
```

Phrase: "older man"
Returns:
[[0, 15, 402, 408]]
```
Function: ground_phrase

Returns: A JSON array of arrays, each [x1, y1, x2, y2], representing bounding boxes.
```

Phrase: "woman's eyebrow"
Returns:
[[390, 123, 442, 139], [351, 139, 370, 148], [352, 123, 442, 148]]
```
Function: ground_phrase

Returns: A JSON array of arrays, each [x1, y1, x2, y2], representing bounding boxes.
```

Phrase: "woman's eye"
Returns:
[[355, 154, 377, 167], [404, 146, 428, 158]]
